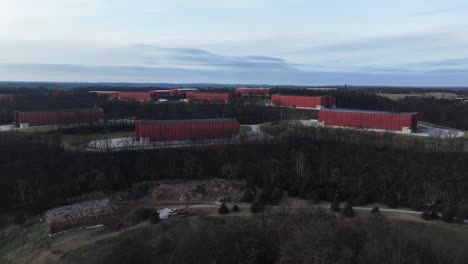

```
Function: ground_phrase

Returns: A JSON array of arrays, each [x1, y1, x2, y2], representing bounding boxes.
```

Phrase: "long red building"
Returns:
[[135, 118, 240, 142], [235, 88, 272, 97], [318, 108, 418, 132], [115, 92, 151, 102], [271, 95, 336, 109], [15, 108, 104, 128], [170, 88, 199, 96], [187, 92, 234, 103]]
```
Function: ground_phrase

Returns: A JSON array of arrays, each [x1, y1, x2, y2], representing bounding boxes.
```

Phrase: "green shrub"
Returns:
[[371, 206, 380, 214]]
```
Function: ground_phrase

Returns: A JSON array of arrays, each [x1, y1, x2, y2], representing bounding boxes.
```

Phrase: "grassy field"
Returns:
[[1, 205, 467, 264], [377, 92, 459, 101]]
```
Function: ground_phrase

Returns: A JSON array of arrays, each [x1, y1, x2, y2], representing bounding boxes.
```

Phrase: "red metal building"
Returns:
[[90, 91, 118, 98], [14, 108, 104, 128], [169, 88, 199, 96], [149, 90, 171, 100], [271, 95, 335, 109], [115, 92, 151, 102], [186, 92, 234, 103], [135, 118, 240, 142], [235, 88, 272, 97], [318, 108, 418, 132]]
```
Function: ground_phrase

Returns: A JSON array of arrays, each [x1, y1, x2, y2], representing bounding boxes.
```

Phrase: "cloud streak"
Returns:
[[130, 45, 296, 70]]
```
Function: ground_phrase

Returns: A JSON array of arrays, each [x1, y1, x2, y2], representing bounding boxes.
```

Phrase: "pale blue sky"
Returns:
[[1, 0, 468, 85]]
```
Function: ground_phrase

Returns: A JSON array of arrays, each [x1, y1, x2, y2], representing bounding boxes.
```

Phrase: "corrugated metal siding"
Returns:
[[271, 95, 335, 108], [136, 119, 240, 142], [15, 109, 104, 127], [169, 88, 199, 96], [116, 92, 151, 102], [187, 92, 234, 103], [318, 109, 418, 131]]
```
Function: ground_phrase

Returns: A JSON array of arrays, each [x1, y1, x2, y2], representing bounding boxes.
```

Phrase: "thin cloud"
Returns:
[[130, 45, 296, 70]]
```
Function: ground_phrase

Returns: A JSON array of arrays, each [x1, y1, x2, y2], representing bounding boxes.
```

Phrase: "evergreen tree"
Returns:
[[232, 204, 240, 212], [149, 211, 161, 224], [342, 202, 356, 218], [218, 203, 230, 215]]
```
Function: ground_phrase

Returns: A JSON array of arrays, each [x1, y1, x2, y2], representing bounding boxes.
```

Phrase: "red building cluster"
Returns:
[[135, 118, 240, 142], [318, 108, 418, 132], [235, 88, 272, 97], [271, 95, 336, 109], [14, 108, 104, 128], [186, 92, 235, 103]]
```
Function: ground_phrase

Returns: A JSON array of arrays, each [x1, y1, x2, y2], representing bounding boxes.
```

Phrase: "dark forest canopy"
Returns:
[[1, 131, 467, 219]]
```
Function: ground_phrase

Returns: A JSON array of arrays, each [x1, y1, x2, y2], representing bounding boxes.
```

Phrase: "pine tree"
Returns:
[[232, 204, 240, 212], [218, 203, 230, 215], [149, 211, 161, 224], [342, 202, 356, 218]]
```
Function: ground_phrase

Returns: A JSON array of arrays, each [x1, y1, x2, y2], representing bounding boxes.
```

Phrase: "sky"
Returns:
[[1, 0, 468, 86]]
